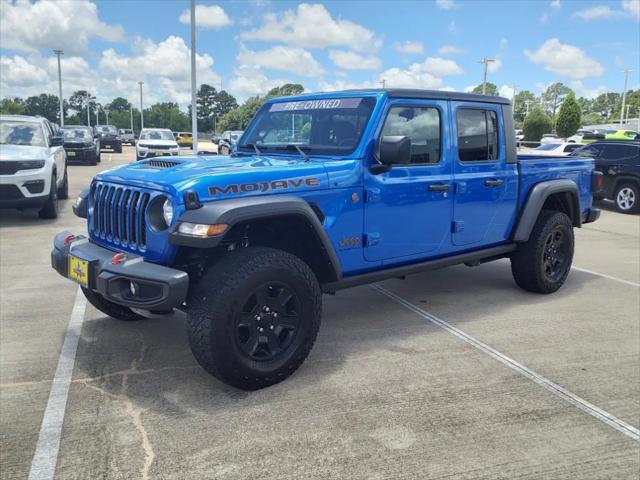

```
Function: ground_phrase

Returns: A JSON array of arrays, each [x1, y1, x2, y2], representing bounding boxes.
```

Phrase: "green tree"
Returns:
[[541, 83, 571, 120], [68, 90, 96, 126], [196, 84, 217, 131], [144, 102, 190, 131], [23, 94, 60, 122], [266, 83, 305, 98], [0, 97, 25, 115], [523, 107, 552, 142], [592, 92, 620, 118], [555, 92, 582, 139], [108, 97, 131, 112], [472, 82, 498, 96], [513, 90, 537, 123]]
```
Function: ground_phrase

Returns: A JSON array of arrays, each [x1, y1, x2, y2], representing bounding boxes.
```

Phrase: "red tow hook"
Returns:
[[63, 234, 75, 246], [112, 252, 127, 265]]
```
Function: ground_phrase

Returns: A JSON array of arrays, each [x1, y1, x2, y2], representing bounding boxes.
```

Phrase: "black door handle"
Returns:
[[484, 179, 504, 187], [428, 184, 449, 192]]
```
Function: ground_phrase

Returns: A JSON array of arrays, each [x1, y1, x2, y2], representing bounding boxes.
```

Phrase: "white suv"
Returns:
[[0, 115, 68, 218], [136, 128, 179, 161]]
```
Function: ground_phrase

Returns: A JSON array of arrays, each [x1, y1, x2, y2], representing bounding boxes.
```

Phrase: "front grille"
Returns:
[[90, 183, 151, 250], [141, 144, 172, 150], [0, 184, 23, 200], [0, 161, 43, 175]]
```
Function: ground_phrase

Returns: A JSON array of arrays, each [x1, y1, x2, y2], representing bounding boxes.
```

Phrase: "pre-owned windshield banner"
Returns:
[[269, 98, 362, 112]]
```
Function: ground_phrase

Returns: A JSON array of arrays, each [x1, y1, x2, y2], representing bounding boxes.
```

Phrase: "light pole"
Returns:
[[130, 103, 134, 132], [479, 57, 495, 95], [84, 94, 94, 126], [510, 83, 517, 114], [53, 49, 64, 126], [190, 0, 199, 154], [525, 100, 533, 117], [94, 104, 99, 126], [105, 108, 110, 125], [625, 104, 631, 125], [138, 81, 145, 129], [620, 69, 631, 125]]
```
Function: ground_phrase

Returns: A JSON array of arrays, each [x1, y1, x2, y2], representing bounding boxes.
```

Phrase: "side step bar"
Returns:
[[322, 244, 517, 293]]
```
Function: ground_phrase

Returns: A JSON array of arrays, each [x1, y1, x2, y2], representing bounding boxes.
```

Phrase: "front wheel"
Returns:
[[511, 210, 574, 294], [614, 183, 639, 214], [57, 168, 69, 199], [187, 247, 322, 390], [81, 287, 146, 321], [38, 173, 58, 219]]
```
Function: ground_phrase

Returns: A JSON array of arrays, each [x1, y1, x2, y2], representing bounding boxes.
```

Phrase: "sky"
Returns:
[[1, 0, 639, 109]]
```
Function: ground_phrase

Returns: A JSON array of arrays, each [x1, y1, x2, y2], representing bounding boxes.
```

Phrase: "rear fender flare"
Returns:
[[169, 195, 342, 281], [513, 179, 580, 242]]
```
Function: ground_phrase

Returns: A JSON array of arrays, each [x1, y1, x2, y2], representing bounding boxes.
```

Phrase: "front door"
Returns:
[[363, 100, 453, 263], [451, 103, 514, 246]]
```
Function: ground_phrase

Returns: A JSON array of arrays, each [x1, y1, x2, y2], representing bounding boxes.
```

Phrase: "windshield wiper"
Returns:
[[276, 144, 312, 162]]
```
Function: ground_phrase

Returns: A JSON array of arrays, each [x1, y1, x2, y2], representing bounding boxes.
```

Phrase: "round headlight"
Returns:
[[162, 199, 173, 226]]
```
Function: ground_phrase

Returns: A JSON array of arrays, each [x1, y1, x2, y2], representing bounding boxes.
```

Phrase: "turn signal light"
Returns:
[[177, 222, 228, 237]]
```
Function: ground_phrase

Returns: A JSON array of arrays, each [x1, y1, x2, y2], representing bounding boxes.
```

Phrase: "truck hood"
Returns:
[[137, 139, 178, 147], [0, 144, 48, 160], [95, 154, 330, 204]]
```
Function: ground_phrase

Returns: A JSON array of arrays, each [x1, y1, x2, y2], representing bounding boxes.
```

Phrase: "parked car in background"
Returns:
[[175, 132, 193, 148], [515, 129, 524, 147], [218, 130, 243, 155], [571, 140, 640, 213], [605, 129, 638, 141], [539, 133, 560, 145], [0, 115, 68, 218], [62, 125, 100, 165], [136, 128, 180, 160], [211, 134, 221, 145], [528, 143, 584, 156], [94, 125, 122, 152], [118, 129, 136, 145]]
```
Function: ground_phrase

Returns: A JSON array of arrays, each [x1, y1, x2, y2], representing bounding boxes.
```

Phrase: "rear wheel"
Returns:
[[187, 247, 322, 390], [511, 210, 574, 294], [81, 287, 146, 321], [614, 183, 639, 214], [38, 172, 59, 219]]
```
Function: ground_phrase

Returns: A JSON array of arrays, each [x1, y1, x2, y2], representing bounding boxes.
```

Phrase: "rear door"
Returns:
[[451, 103, 517, 247]]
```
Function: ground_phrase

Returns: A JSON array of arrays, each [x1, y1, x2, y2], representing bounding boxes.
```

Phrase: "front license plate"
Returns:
[[68, 151, 76, 157], [68, 255, 89, 288]]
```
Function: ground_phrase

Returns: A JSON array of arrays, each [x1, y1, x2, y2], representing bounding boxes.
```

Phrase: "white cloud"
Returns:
[[179, 4, 232, 29], [227, 66, 290, 99], [436, 0, 458, 10], [498, 84, 515, 99], [488, 57, 502, 73], [499, 38, 509, 50], [329, 50, 381, 70], [573, 6, 618, 20], [0, 56, 49, 87], [571, 80, 608, 99], [395, 41, 424, 55], [448, 20, 459, 33], [377, 57, 463, 89], [317, 78, 376, 92], [0, 0, 123, 55], [438, 45, 465, 55], [525, 38, 604, 79], [240, 3, 382, 52], [237, 45, 324, 76], [622, 0, 640, 18], [550, 0, 561, 9]]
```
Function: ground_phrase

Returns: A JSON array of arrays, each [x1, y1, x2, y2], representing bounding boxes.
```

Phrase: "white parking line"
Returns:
[[371, 284, 640, 442], [108, 153, 113, 162], [28, 287, 87, 480], [572, 266, 640, 288]]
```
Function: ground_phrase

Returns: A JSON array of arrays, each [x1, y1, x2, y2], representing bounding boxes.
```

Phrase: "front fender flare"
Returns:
[[169, 195, 342, 280], [513, 179, 580, 242]]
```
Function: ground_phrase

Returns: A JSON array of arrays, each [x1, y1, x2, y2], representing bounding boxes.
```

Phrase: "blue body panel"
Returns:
[[87, 90, 595, 278]]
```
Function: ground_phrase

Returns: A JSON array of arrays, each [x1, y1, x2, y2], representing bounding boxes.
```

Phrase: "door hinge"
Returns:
[[364, 188, 381, 203], [451, 221, 465, 233], [363, 232, 380, 247]]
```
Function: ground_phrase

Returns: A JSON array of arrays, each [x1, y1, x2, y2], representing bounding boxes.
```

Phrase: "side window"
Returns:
[[380, 106, 441, 164], [603, 144, 639, 161], [563, 144, 581, 153], [457, 108, 499, 162]]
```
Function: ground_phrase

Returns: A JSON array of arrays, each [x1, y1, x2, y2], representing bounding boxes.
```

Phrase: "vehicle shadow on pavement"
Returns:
[[0, 200, 73, 227]]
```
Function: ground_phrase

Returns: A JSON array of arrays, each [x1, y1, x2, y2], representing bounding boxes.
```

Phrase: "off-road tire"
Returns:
[[187, 247, 322, 390], [614, 183, 639, 214], [38, 173, 59, 219], [511, 210, 574, 294], [81, 287, 146, 321], [58, 168, 69, 199]]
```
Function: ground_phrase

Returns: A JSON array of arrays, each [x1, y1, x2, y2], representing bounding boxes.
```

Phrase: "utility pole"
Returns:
[[138, 81, 144, 129], [105, 108, 109, 125], [380, 79, 386, 89], [525, 100, 533, 117], [94, 105, 99, 125], [479, 57, 495, 95], [190, 0, 199, 154], [625, 104, 631, 125], [53, 49, 64, 126], [620, 69, 631, 125], [130, 103, 134, 132]]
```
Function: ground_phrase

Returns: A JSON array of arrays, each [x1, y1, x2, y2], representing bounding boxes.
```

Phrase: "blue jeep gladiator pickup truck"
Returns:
[[52, 89, 600, 390]]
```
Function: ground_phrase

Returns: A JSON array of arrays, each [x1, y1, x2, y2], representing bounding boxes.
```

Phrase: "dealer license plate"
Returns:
[[68, 151, 76, 157], [68, 255, 88, 288]]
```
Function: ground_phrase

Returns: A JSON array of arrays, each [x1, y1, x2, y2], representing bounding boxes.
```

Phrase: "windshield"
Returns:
[[63, 128, 92, 140], [240, 97, 376, 156], [97, 126, 117, 134], [0, 120, 46, 147], [139, 130, 174, 141], [535, 144, 560, 151]]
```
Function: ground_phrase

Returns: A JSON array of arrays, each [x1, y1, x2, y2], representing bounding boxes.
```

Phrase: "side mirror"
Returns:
[[380, 135, 411, 165], [50, 135, 64, 146]]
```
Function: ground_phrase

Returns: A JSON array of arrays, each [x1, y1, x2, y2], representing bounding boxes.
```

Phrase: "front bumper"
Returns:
[[51, 231, 189, 310], [65, 147, 95, 163], [100, 139, 121, 149]]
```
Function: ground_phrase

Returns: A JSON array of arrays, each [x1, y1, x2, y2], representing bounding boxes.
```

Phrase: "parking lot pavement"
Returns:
[[1, 148, 639, 479]]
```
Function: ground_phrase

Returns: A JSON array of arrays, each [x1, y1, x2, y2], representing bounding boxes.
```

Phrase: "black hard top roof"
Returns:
[[343, 88, 511, 105]]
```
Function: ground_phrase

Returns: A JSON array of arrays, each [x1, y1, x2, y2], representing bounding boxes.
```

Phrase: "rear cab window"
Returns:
[[456, 108, 499, 162]]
